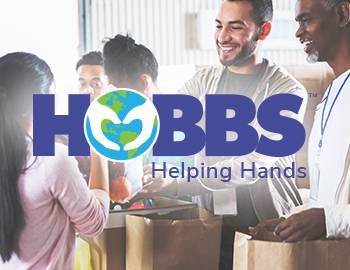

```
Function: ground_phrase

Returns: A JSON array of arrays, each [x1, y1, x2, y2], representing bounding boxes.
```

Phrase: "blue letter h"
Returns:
[[33, 94, 90, 156]]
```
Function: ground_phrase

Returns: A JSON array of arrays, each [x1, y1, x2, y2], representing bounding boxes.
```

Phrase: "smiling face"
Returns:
[[215, 1, 261, 67], [295, 0, 340, 63]]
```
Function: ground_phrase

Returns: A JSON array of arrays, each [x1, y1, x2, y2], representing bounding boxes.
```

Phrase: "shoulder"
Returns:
[[264, 60, 307, 98], [193, 65, 224, 84], [195, 65, 224, 77], [181, 65, 224, 96], [23, 143, 83, 195], [43, 143, 80, 176]]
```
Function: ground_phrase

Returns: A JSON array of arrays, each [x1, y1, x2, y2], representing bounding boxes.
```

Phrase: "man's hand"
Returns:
[[142, 176, 177, 195], [139, 164, 178, 197], [249, 217, 285, 234], [274, 208, 326, 242], [248, 218, 285, 241], [142, 164, 154, 185]]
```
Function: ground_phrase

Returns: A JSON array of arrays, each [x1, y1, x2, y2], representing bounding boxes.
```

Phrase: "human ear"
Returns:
[[258, 21, 272, 40], [336, 2, 350, 27], [139, 74, 152, 96]]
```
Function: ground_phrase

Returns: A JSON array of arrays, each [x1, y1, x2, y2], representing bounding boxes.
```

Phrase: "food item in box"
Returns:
[[109, 175, 131, 202], [75, 157, 131, 202]]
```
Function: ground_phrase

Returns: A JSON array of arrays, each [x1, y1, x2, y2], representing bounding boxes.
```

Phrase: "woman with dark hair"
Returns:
[[0, 52, 109, 269]]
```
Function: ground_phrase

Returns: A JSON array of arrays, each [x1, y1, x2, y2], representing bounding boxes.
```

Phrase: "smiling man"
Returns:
[[215, 0, 267, 73], [180, 3, 307, 268], [295, 0, 347, 66], [251, 0, 350, 243], [182, 0, 307, 214], [142, 0, 307, 269]]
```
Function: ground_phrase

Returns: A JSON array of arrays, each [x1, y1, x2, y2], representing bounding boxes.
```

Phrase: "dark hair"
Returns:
[[323, 0, 350, 10], [76, 51, 103, 71], [103, 34, 158, 83], [0, 52, 53, 262], [227, 0, 273, 25]]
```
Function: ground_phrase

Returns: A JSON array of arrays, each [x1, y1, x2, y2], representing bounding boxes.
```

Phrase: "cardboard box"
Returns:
[[126, 207, 222, 270], [83, 197, 197, 270], [234, 232, 350, 270]]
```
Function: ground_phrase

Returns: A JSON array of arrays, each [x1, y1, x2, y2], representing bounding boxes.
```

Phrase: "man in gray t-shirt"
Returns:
[[144, 1, 307, 269]]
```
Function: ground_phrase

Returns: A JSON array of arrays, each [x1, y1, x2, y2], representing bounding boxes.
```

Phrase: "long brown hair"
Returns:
[[0, 52, 53, 262]]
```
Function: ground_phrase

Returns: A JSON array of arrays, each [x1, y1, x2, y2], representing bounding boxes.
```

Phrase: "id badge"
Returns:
[[310, 164, 320, 201]]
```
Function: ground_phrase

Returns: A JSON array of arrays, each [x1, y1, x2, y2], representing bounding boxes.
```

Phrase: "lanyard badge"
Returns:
[[311, 71, 350, 201]]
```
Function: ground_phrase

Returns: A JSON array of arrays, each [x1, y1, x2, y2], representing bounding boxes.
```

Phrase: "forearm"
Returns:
[[173, 154, 278, 196], [196, 153, 279, 191], [89, 150, 109, 192], [176, 178, 211, 196], [324, 204, 350, 238]]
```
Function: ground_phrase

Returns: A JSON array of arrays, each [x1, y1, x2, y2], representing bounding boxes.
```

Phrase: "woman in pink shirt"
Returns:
[[0, 52, 109, 270]]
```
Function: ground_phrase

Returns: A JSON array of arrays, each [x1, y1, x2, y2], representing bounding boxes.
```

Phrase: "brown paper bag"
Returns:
[[84, 228, 125, 270], [126, 208, 222, 270], [234, 232, 350, 270], [83, 197, 197, 270]]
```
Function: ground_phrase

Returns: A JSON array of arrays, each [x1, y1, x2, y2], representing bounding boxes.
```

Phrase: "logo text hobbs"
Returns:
[[33, 88, 305, 160]]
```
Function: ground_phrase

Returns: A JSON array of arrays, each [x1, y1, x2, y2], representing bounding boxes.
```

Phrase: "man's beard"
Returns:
[[306, 50, 320, 64], [218, 33, 259, 67]]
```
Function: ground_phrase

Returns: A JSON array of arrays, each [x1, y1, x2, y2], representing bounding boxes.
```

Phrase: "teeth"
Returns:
[[302, 40, 312, 46], [305, 41, 312, 46], [219, 44, 237, 52], [221, 47, 233, 52], [302, 40, 313, 51]]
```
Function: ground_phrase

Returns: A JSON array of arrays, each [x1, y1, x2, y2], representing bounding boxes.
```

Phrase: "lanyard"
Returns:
[[319, 71, 350, 148]]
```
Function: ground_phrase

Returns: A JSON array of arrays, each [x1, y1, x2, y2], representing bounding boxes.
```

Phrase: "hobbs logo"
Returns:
[[85, 89, 159, 161], [33, 88, 305, 161]]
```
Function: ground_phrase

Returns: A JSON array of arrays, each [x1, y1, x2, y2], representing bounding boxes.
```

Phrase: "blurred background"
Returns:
[[0, 0, 306, 94]]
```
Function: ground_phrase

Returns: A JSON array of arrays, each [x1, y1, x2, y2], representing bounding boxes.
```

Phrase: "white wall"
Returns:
[[84, 0, 306, 66], [85, 0, 221, 66], [0, 0, 80, 93]]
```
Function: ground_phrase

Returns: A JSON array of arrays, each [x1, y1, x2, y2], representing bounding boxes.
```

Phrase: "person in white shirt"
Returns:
[[250, 0, 350, 242]]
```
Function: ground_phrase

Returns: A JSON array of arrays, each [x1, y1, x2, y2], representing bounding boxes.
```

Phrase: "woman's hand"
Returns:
[[89, 150, 109, 193]]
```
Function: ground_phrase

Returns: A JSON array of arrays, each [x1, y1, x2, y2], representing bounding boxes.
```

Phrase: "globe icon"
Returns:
[[84, 87, 159, 161]]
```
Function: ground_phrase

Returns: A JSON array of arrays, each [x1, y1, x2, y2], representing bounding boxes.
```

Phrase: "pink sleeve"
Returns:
[[46, 144, 110, 236]]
